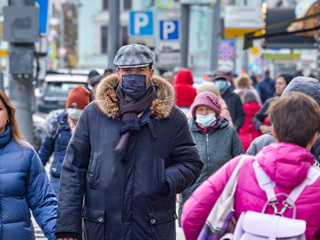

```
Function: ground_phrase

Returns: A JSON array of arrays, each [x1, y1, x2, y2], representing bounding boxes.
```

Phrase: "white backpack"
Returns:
[[222, 161, 320, 240]]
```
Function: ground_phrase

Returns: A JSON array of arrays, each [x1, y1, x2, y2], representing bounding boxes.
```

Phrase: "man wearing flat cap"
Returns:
[[55, 44, 203, 240]]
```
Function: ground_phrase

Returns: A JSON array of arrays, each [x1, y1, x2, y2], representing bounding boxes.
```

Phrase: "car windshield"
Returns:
[[44, 82, 87, 97]]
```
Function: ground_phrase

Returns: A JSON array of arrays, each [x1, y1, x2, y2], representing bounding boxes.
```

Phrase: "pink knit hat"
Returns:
[[191, 92, 221, 119]]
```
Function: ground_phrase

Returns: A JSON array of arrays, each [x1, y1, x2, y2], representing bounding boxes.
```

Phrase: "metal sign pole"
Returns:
[[108, 0, 120, 72], [209, 1, 220, 72]]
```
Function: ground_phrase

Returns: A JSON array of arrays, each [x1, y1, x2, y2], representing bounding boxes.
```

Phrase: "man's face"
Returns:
[[117, 66, 154, 87]]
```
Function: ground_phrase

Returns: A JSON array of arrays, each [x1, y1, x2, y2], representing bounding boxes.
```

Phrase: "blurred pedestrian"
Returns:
[[259, 69, 275, 103], [174, 68, 197, 115], [233, 73, 262, 105], [163, 71, 174, 85], [248, 76, 320, 158], [213, 70, 245, 131], [294, 68, 304, 77], [178, 92, 243, 224], [38, 85, 90, 197], [0, 90, 57, 239], [238, 91, 261, 152], [253, 74, 293, 135], [89, 74, 104, 100], [226, 71, 235, 90], [104, 68, 113, 77], [182, 92, 320, 240], [87, 69, 100, 101], [55, 44, 203, 240], [275, 74, 293, 96], [196, 82, 233, 126], [250, 74, 261, 96]]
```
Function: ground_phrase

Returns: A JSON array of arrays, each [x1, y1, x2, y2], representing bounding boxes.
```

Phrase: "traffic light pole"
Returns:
[[59, 5, 65, 69], [6, 0, 36, 144]]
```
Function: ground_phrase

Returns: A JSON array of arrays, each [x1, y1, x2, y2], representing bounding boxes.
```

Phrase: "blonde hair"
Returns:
[[197, 82, 220, 96], [234, 74, 253, 89]]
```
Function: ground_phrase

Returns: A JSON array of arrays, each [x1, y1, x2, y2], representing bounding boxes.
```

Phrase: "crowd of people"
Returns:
[[1, 43, 320, 240]]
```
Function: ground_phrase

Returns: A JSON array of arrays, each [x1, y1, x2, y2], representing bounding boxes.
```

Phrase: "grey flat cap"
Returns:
[[113, 44, 154, 68]]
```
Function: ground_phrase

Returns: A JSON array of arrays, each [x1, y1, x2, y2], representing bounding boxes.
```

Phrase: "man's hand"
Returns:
[[259, 125, 272, 134]]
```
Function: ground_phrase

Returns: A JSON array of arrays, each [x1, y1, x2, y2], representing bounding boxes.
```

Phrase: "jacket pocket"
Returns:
[[149, 208, 177, 239], [88, 152, 100, 188], [82, 206, 107, 240], [155, 156, 167, 195]]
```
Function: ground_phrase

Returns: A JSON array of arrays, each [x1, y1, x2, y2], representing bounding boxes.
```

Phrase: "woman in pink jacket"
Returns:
[[182, 92, 320, 240]]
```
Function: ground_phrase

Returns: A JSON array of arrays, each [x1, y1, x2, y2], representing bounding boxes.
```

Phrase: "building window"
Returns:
[[103, 0, 108, 10], [124, 0, 131, 10], [101, 26, 108, 54], [121, 26, 128, 46]]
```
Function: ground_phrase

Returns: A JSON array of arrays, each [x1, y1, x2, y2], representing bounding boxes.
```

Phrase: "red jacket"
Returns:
[[239, 102, 261, 152], [174, 68, 197, 107]]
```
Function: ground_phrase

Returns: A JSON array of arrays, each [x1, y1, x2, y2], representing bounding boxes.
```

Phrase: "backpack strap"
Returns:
[[253, 160, 320, 206], [253, 160, 277, 202], [287, 166, 320, 205]]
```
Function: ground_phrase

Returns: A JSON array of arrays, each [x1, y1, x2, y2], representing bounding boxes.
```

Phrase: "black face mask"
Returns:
[[121, 74, 148, 99]]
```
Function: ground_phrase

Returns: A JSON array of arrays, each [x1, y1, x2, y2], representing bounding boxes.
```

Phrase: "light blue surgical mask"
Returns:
[[196, 113, 217, 128], [215, 80, 228, 91]]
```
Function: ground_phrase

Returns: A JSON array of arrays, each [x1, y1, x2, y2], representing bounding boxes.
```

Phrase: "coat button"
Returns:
[[52, 168, 56, 172], [151, 219, 156, 224], [98, 217, 103, 222]]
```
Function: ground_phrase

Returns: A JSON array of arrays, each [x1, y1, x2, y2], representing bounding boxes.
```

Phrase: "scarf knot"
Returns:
[[114, 84, 156, 162]]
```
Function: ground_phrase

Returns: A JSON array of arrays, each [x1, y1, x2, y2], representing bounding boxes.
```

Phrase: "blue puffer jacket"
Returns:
[[38, 110, 71, 179], [0, 126, 57, 240]]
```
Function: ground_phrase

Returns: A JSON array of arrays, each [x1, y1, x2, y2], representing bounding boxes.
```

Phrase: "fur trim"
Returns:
[[95, 74, 176, 120], [45, 109, 64, 138]]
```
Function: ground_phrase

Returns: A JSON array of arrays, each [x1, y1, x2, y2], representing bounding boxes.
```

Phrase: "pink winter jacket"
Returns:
[[181, 143, 320, 240]]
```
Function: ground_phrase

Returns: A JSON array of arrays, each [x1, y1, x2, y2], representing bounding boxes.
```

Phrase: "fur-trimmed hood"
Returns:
[[95, 74, 176, 120]]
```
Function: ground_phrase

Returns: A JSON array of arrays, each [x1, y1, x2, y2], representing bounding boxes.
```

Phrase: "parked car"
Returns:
[[36, 74, 88, 113]]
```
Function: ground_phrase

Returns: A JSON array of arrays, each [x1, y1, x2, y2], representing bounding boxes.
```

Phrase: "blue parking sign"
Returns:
[[130, 11, 153, 36], [160, 20, 179, 40], [36, 0, 49, 34]]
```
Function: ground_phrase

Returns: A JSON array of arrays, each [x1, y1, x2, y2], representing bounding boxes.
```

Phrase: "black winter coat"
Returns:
[[55, 74, 203, 240], [220, 86, 245, 131]]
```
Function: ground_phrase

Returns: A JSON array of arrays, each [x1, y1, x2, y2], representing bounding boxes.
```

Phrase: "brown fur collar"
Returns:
[[95, 74, 176, 120]]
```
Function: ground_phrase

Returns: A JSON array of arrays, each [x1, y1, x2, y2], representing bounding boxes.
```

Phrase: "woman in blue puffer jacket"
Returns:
[[38, 85, 90, 197], [0, 90, 57, 240]]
